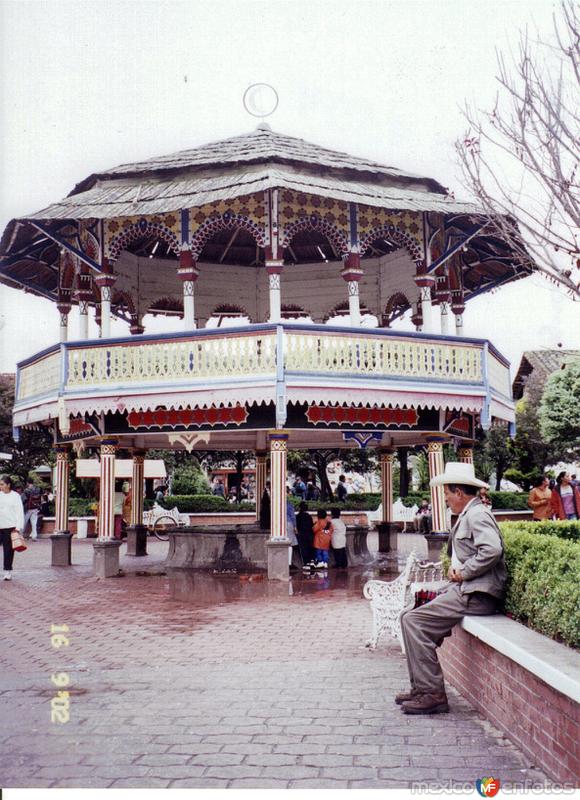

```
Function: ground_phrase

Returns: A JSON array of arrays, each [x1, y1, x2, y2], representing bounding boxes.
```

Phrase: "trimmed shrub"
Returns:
[[488, 491, 528, 510], [501, 520, 580, 543], [501, 526, 580, 648], [159, 494, 255, 513], [443, 521, 580, 647]]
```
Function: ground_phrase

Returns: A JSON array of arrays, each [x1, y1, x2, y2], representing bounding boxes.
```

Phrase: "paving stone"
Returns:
[[0, 541, 554, 789]]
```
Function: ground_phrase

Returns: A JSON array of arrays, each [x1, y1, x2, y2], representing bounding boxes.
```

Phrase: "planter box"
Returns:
[[440, 615, 580, 784], [39, 517, 97, 537]]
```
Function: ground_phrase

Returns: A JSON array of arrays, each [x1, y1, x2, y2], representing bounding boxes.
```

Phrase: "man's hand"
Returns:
[[447, 568, 463, 583]]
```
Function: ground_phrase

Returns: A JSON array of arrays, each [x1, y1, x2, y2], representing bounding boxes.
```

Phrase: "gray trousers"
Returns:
[[400, 583, 498, 694]]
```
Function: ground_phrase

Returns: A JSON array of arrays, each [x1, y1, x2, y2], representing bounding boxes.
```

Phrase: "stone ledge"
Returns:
[[459, 614, 580, 703]]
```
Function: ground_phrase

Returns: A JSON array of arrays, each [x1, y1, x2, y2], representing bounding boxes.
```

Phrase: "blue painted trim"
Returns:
[[481, 342, 491, 429], [285, 370, 486, 390], [427, 223, 486, 274], [59, 343, 67, 392], [275, 324, 287, 427], [17, 343, 61, 370], [1, 239, 54, 265], [13, 389, 60, 406], [0, 271, 56, 302], [180, 209, 190, 244], [28, 221, 103, 273]]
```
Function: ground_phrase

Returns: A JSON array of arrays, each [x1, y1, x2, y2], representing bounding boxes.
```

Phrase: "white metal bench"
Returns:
[[363, 551, 446, 652], [143, 502, 189, 529], [366, 499, 419, 531]]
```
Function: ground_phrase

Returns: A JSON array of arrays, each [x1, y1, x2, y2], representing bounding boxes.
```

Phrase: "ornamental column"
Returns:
[[126, 450, 147, 557], [57, 303, 71, 343], [94, 439, 122, 578], [414, 267, 436, 334], [379, 449, 395, 523], [341, 253, 363, 327], [377, 449, 396, 553], [452, 299, 465, 336], [94, 265, 116, 339], [265, 259, 284, 323], [178, 245, 199, 329], [76, 267, 92, 340], [436, 272, 452, 336], [266, 431, 290, 580], [51, 445, 73, 567], [426, 438, 449, 535], [255, 450, 268, 524], [458, 446, 474, 465]]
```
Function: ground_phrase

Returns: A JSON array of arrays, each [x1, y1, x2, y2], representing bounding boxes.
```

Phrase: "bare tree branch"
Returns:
[[456, 1, 580, 299]]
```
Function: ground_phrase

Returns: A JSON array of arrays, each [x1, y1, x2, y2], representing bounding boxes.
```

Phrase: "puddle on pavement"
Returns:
[[164, 554, 405, 607]]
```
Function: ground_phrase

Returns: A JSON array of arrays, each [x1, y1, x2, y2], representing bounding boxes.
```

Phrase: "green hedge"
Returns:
[[159, 494, 255, 514], [442, 521, 580, 648], [500, 520, 580, 543]]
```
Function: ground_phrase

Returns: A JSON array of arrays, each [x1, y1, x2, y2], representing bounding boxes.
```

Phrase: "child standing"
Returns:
[[330, 507, 347, 568], [312, 509, 333, 569]]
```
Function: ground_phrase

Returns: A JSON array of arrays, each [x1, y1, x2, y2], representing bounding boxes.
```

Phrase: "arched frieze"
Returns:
[[281, 215, 350, 256], [359, 223, 423, 266], [190, 213, 267, 259], [108, 217, 180, 261]]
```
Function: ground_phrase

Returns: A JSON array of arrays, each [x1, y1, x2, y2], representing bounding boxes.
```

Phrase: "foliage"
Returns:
[[171, 462, 210, 495], [538, 359, 580, 459], [0, 374, 54, 484], [474, 428, 515, 490], [456, 1, 580, 298], [488, 491, 528, 510], [501, 519, 580, 543], [500, 524, 580, 648], [508, 397, 561, 490], [442, 521, 580, 647], [159, 494, 254, 513]]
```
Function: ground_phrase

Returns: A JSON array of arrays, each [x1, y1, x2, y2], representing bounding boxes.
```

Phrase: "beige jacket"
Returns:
[[451, 497, 507, 600]]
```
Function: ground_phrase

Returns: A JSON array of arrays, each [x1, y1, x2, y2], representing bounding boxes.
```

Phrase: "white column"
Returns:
[[266, 266, 283, 323], [455, 312, 464, 336], [98, 440, 117, 540], [427, 439, 449, 534], [440, 300, 450, 335], [78, 301, 89, 339], [348, 281, 361, 326], [130, 451, 145, 527], [380, 450, 395, 523], [183, 280, 195, 328], [419, 285, 434, 333], [268, 432, 288, 540], [54, 446, 70, 533], [58, 308, 69, 343], [96, 280, 115, 339]]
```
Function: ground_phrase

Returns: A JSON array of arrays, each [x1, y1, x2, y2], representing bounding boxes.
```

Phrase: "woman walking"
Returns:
[[551, 472, 580, 520], [0, 475, 25, 580]]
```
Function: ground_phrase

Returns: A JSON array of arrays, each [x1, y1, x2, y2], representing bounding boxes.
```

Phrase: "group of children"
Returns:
[[295, 504, 348, 571]]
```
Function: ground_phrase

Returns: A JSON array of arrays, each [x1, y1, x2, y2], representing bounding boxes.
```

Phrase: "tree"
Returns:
[[538, 359, 580, 459], [0, 374, 53, 484], [456, 1, 579, 299], [474, 428, 515, 490]]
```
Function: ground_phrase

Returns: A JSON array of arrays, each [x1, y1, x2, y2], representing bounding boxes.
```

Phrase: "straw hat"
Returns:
[[429, 462, 488, 489]]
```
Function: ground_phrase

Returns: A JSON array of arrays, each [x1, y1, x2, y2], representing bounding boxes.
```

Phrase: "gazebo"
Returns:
[[0, 125, 524, 578]]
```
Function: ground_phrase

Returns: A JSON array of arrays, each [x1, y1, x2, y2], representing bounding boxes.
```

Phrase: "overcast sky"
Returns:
[[0, 0, 578, 374]]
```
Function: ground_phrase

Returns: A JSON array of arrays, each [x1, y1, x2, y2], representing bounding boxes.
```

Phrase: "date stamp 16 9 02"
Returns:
[[50, 624, 71, 724]]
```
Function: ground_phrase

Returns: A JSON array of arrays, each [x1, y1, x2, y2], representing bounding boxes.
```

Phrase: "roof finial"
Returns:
[[243, 83, 278, 128]]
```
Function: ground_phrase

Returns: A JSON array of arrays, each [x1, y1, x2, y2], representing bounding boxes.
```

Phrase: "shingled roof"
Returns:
[[512, 350, 580, 400]]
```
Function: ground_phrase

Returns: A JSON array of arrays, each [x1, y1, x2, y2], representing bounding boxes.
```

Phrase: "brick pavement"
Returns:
[[0, 538, 551, 789]]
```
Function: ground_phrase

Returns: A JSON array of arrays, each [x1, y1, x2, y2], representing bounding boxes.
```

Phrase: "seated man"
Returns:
[[397, 462, 506, 715]]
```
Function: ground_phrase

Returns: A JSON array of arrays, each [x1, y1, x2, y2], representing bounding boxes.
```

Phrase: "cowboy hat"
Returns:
[[429, 462, 488, 489]]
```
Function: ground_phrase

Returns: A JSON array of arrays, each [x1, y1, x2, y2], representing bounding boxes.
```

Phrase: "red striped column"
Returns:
[[379, 449, 395, 522], [458, 447, 474, 465], [255, 451, 268, 523], [268, 432, 288, 540], [54, 446, 71, 533], [427, 438, 449, 533], [98, 440, 117, 540], [130, 451, 146, 527]]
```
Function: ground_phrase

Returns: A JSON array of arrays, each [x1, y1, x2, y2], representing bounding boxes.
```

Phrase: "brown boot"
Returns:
[[394, 688, 422, 705], [401, 691, 449, 715]]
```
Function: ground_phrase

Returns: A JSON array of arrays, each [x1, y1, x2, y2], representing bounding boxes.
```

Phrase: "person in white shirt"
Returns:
[[330, 507, 348, 568], [0, 475, 25, 580]]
